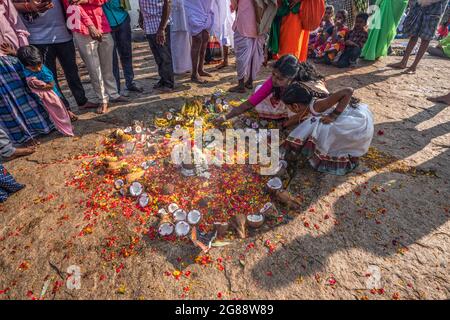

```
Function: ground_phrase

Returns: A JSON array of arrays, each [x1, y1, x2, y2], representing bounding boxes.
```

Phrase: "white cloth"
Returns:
[[184, 0, 214, 36], [288, 102, 374, 158], [170, 0, 192, 73], [234, 30, 264, 81], [73, 33, 120, 104], [210, 0, 235, 46]]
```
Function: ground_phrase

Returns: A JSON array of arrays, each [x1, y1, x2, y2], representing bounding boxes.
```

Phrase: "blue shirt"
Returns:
[[23, 65, 63, 98], [21, 0, 72, 45], [103, 0, 129, 28]]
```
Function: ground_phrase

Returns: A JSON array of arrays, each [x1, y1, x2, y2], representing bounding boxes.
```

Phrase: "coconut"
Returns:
[[168, 203, 179, 213], [175, 221, 190, 237], [260, 202, 280, 219], [247, 214, 265, 229], [135, 125, 142, 134], [267, 177, 283, 190], [138, 193, 150, 208], [187, 210, 201, 225], [213, 222, 229, 238], [173, 209, 187, 222], [158, 208, 168, 218], [114, 179, 124, 190], [129, 181, 143, 197]]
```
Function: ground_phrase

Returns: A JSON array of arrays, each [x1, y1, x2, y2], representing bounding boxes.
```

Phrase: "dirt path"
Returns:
[[1, 42, 449, 300]]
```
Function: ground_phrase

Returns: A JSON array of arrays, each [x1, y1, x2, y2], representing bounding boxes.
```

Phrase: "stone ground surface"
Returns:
[[0, 41, 449, 300]]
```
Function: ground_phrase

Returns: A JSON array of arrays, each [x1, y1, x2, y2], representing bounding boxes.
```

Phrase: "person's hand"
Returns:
[[37, 0, 54, 13], [26, 0, 52, 13], [0, 43, 17, 56], [320, 114, 336, 124], [289, 0, 300, 9], [212, 114, 227, 127], [88, 25, 103, 42], [156, 28, 166, 45]]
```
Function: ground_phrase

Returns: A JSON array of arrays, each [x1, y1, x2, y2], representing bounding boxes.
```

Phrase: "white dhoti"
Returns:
[[234, 31, 264, 81], [171, 0, 192, 74], [184, 0, 214, 36], [211, 0, 235, 47], [287, 102, 374, 175]]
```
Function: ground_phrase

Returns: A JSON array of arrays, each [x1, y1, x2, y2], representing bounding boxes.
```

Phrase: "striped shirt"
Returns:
[[139, 0, 171, 34]]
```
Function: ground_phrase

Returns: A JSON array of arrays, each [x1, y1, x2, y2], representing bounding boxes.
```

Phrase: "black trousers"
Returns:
[[146, 27, 174, 88], [34, 40, 88, 109], [111, 15, 135, 91]]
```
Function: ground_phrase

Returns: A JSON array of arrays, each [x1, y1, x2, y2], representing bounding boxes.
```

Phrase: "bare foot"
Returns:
[[80, 101, 98, 109], [68, 111, 78, 122], [427, 94, 450, 105], [26, 139, 40, 147], [403, 67, 416, 74], [228, 85, 246, 93], [4, 147, 36, 160], [245, 81, 253, 90], [388, 61, 407, 69], [191, 76, 207, 84], [198, 71, 213, 77], [97, 103, 108, 114]]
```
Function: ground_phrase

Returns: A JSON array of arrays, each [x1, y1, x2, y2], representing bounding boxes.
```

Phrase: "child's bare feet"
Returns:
[[97, 103, 108, 114], [388, 61, 407, 69]]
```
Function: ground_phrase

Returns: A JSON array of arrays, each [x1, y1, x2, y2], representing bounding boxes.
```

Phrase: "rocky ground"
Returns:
[[0, 41, 449, 300]]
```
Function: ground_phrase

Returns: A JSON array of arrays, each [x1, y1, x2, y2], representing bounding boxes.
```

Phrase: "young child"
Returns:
[[314, 9, 349, 64], [281, 82, 374, 175], [335, 12, 369, 68], [16, 46, 74, 137], [309, 5, 335, 57]]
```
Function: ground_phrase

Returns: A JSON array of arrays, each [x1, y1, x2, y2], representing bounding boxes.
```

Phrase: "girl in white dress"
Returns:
[[281, 82, 374, 175]]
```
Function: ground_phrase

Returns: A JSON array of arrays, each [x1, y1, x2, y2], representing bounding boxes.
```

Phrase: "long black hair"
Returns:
[[281, 82, 360, 107], [281, 82, 318, 105], [272, 54, 323, 99]]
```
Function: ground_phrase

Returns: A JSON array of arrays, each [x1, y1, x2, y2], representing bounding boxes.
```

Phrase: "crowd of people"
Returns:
[[1, 0, 449, 202]]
